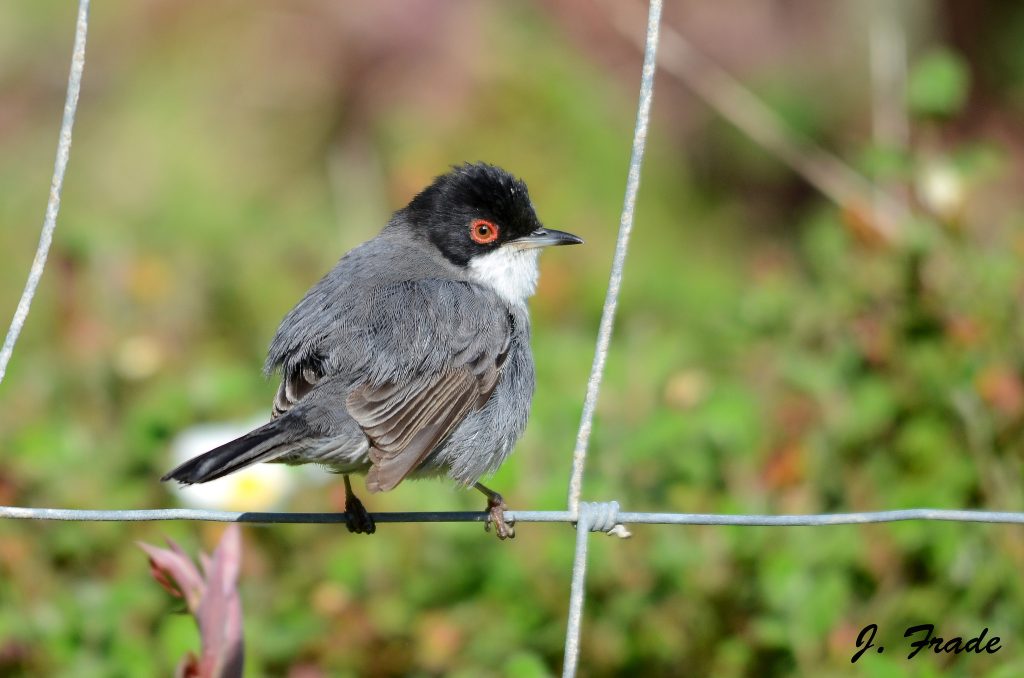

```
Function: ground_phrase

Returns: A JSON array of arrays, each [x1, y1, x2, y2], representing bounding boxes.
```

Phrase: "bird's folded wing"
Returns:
[[347, 354, 504, 493]]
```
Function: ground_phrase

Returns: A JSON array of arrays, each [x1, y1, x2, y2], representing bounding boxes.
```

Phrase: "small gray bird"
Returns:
[[162, 163, 582, 539]]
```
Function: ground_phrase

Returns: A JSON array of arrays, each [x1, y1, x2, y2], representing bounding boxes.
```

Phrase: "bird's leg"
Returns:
[[475, 482, 515, 540], [343, 474, 376, 534]]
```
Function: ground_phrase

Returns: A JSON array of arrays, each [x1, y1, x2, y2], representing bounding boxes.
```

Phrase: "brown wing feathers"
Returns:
[[348, 354, 504, 493]]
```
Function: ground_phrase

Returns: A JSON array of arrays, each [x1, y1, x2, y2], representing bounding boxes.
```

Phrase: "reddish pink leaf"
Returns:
[[140, 526, 245, 677], [195, 525, 244, 678], [138, 541, 205, 612]]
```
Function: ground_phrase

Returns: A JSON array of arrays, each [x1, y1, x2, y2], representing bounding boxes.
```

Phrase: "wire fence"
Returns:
[[4, 2, 1024, 677], [0, 0, 89, 385]]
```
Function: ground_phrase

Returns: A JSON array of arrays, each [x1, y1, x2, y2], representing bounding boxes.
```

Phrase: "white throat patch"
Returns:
[[468, 246, 540, 306]]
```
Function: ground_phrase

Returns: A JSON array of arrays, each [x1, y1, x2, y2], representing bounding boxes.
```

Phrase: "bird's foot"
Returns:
[[345, 494, 376, 534], [482, 492, 515, 540], [343, 476, 376, 534], [475, 482, 515, 540]]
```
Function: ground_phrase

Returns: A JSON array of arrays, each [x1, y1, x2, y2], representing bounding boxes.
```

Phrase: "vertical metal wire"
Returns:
[[562, 5, 662, 674], [567, 0, 662, 517], [561, 506, 593, 678], [0, 0, 91, 385]]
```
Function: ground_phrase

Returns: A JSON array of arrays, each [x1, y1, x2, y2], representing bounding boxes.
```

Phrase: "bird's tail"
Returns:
[[161, 420, 292, 485]]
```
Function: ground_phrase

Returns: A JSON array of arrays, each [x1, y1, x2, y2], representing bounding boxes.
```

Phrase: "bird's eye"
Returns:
[[470, 219, 500, 245]]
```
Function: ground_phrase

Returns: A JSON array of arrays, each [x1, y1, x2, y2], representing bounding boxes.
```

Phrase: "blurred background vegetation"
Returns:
[[3, 1, 1024, 675]]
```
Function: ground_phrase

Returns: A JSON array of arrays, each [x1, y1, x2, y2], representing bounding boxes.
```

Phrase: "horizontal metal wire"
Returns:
[[2, 505, 1024, 526]]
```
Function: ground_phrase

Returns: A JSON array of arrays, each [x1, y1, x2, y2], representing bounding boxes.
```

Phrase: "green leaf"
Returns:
[[908, 49, 970, 118]]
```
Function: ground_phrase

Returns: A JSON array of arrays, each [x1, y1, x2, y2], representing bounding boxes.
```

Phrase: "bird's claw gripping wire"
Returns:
[[343, 475, 376, 534], [485, 500, 515, 540], [476, 482, 515, 540]]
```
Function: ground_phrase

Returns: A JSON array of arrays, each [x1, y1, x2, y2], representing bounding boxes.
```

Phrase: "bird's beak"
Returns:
[[510, 227, 584, 250]]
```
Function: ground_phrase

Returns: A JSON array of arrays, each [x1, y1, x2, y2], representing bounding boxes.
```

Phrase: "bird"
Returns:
[[162, 162, 582, 539]]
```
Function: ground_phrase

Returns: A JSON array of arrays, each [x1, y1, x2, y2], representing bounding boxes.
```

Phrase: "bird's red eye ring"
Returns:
[[470, 219, 500, 245]]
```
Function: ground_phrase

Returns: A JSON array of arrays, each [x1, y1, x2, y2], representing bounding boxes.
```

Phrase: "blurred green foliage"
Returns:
[[3, 1, 1024, 676], [908, 49, 970, 118]]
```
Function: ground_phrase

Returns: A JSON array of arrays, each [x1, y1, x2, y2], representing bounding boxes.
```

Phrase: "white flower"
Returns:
[[916, 159, 965, 220]]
